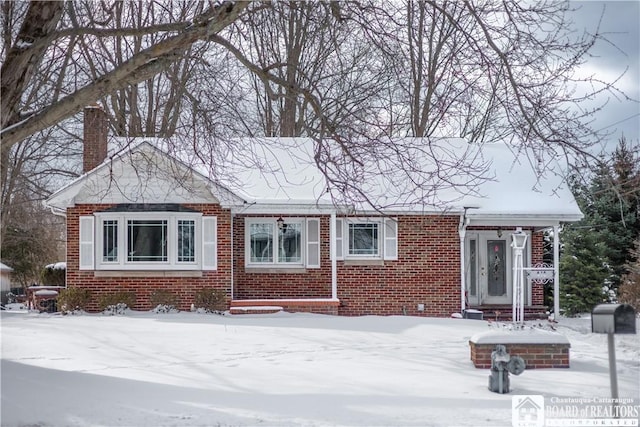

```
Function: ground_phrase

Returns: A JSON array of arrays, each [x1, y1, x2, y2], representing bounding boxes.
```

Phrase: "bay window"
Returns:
[[81, 209, 216, 271]]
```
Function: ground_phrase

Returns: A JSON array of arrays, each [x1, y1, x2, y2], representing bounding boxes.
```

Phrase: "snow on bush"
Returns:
[[58, 288, 91, 314], [194, 288, 226, 314], [99, 290, 136, 315]]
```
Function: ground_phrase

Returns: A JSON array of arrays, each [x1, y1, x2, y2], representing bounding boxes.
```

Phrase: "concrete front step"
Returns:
[[230, 305, 283, 315], [469, 305, 549, 322], [230, 299, 340, 315]]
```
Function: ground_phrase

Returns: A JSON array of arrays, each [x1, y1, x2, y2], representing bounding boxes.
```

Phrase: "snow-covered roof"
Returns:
[[45, 137, 583, 223], [0, 262, 13, 272]]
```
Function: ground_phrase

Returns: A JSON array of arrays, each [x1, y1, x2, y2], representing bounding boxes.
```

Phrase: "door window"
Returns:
[[487, 240, 506, 296]]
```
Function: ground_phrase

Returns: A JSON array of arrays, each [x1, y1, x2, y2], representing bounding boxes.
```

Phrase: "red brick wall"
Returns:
[[530, 231, 545, 306], [338, 215, 461, 317], [67, 204, 548, 317], [83, 107, 108, 173], [233, 214, 462, 317], [66, 203, 232, 312], [469, 341, 570, 369]]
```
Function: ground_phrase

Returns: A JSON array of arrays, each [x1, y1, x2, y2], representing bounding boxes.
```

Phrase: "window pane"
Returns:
[[349, 223, 379, 255], [178, 220, 195, 262], [278, 222, 301, 263], [127, 220, 167, 262], [250, 223, 273, 263], [103, 220, 118, 262], [469, 239, 477, 296]]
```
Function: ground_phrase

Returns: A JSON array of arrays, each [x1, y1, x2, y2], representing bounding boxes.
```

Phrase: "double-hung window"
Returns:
[[245, 218, 320, 268], [81, 206, 216, 271]]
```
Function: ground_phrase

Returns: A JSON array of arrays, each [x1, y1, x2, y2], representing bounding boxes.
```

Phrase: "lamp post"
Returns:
[[511, 228, 528, 326]]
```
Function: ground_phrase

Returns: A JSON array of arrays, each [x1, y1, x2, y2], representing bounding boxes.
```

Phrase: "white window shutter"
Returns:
[[79, 216, 95, 270], [306, 218, 320, 268], [202, 217, 217, 270], [383, 218, 398, 260], [335, 218, 344, 260]]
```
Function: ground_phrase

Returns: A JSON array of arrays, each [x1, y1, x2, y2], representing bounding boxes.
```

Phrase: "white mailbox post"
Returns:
[[591, 304, 636, 403]]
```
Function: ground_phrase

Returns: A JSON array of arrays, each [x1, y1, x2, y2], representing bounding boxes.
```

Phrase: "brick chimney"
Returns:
[[83, 105, 108, 173]]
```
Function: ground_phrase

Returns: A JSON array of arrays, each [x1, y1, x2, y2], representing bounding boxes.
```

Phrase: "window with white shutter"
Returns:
[[306, 218, 320, 268], [202, 216, 217, 270], [79, 216, 95, 270], [383, 218, 398, 260], [335, 218, 344, 260]]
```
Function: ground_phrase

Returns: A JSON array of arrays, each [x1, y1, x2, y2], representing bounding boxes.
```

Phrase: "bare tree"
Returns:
[[1, 0, 632, 213], [1, 0, 252, 150], [354, 0, 630, 162], [69, 1, 214, 138]]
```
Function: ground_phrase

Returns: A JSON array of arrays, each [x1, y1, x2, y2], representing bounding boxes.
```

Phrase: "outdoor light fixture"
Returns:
[[276, 216, 285, 230], [511, 228, 527, 250], [497, 227, 503, 238], [511, 227, 528, 326]]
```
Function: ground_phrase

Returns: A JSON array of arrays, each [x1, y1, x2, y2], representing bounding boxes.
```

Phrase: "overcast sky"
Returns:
[[569, 1, 640, 152]]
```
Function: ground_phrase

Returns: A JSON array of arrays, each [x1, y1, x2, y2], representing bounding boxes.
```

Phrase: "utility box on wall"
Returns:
[[591, 304, 636, 334]]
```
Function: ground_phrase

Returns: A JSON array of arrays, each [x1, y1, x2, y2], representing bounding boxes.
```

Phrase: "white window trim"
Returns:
[[340, 217, 398, 261], [245, 217, 310, 268], [94, 212, 204, 271]]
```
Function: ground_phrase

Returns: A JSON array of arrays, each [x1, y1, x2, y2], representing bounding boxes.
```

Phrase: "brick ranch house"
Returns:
[[46, 107, 583, 317]]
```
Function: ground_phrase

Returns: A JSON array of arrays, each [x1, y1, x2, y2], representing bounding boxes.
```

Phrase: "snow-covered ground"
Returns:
[[1, 308, 638, 427]]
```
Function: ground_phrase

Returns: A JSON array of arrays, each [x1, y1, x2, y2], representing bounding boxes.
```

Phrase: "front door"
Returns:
[[482, 238, 510, 304], [466, 232, 513, 305]]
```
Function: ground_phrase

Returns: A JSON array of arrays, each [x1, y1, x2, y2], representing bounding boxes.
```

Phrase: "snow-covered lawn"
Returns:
[[1, 309, 638, 427]]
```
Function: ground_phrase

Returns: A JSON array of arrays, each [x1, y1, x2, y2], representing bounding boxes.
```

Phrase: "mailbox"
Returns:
[[591, 304, 636, 334]]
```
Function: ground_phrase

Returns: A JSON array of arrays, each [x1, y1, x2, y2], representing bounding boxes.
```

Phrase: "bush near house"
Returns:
[[99, 290, 136, 315], [58, 288, 91, 313], [150, 289, 179, 313], [194, 288, 226, 313], [41, 263, 66, 286]]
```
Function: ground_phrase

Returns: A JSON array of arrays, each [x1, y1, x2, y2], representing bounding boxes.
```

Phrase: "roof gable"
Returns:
[[46, 141, 244, 210]]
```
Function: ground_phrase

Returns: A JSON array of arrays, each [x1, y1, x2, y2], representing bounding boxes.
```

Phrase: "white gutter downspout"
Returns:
[[48, 206, 68, 288], [553, 224, 560, 319], [458, 210, 470, 314], [49, 206, 67, 218], [330, 212, 337, 300]]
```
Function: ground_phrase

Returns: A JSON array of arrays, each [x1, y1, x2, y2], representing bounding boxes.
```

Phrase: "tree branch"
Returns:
[[1, 0, 251, 153]]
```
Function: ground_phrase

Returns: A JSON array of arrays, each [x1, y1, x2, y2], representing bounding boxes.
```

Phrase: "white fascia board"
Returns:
[[466, 214, 581, 227], [353, 208, 464, 216], [46, 178, 89, 210], [233, 202, 339, 215]]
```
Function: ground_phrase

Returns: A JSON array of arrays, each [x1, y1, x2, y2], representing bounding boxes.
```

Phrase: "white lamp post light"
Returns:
[[511, 228, 528, 326]]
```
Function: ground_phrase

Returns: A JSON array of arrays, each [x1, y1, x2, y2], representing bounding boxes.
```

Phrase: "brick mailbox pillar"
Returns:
[[469, 329, 570, 369]]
